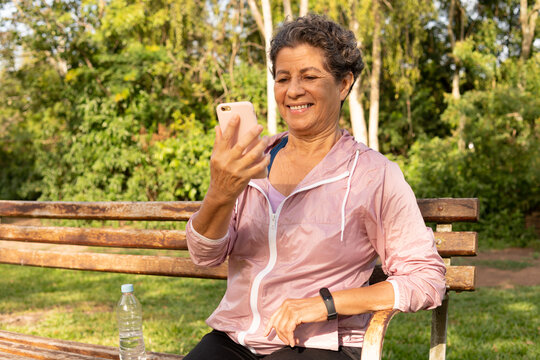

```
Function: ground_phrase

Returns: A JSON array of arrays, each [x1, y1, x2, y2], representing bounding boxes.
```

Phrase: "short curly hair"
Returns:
[[270, 14, 364, 83]]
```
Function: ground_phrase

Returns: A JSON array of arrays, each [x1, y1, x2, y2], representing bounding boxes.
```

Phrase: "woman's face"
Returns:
[[274, 43, 353, 138]]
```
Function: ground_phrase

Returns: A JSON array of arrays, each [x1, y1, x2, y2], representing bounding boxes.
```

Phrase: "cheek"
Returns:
[[274, 86, 286, 101]]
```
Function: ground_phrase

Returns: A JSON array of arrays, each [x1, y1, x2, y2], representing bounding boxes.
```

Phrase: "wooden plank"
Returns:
[[0, 339, 98, 360], [369, 265, 475, 291], [418, 198, 479, 222], [0, 201, 200, 221], [0, 225, 187, 250], [0, 350, 36, 359], [0, 198, 479, 222], [0, 331, 116, 360], [435, 232, 477, 256], [429, 295, 449, 360], [361, 309, 400, 360], [0, 225, 476, 255], [0, 248, 473, 289], [0, 331, 183, 360], [445, 265, 476, 291], [0, 248, 227, 279], [0, 247, 473, 290]]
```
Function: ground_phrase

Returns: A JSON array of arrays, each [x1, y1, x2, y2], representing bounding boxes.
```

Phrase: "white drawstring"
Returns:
[[340, 150, 360, 242]]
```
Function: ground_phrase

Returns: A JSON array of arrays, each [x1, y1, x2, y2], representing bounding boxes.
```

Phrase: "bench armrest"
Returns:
[[360, 309, 400, 360]]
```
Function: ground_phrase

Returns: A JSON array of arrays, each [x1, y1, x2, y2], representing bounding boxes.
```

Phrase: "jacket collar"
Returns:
[[250, 130, 371, 192]]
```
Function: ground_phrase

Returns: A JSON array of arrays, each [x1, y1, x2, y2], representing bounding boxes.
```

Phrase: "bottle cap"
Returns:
[[121, 284, 134, 293]]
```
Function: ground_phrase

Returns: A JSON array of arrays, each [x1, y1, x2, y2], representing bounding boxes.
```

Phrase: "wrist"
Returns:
[[319, 288, 338, 321], [204, 186, 238, 208]]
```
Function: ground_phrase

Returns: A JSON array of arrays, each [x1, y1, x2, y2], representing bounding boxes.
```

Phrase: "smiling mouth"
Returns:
[[288, 104, 313, 111]]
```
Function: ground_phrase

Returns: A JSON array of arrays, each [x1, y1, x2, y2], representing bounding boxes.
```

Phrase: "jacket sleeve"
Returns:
[[186, 206, 238, 267], [366, 161, 446, 313]]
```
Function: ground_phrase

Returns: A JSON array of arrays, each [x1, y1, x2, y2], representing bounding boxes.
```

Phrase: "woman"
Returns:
[[185, 14, 446, 360]]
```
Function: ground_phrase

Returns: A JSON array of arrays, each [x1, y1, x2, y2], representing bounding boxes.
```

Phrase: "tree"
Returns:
[[247, 0, 277, 134], [348, 0, 368, 144], [519, 0, 540, 60], [300, 0, 309, 16], [368, 0, 382, 151]]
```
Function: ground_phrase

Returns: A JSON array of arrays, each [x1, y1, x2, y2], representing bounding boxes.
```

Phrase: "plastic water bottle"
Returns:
[[116, 284, 147, 360]]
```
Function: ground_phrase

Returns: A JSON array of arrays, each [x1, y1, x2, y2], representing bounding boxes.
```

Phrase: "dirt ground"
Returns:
[[468, 247, 540, 288]]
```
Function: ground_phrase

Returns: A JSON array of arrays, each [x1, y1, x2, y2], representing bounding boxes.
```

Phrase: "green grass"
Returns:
[[452, 257, 535, 271], [1, 264, 539, 359]]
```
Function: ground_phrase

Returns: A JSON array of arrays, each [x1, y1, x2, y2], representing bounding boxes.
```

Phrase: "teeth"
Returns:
[[290, 104, 310, 110]]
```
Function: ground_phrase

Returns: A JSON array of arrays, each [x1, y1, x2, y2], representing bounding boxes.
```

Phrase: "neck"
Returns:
[[286, 126, 342, 158]]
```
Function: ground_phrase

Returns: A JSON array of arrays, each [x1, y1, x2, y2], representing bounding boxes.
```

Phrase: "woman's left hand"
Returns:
[[264, 296, 328, 347]]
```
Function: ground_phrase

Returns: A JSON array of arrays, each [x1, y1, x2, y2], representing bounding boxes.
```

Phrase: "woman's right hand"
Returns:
[[207, 116, 270, 206]]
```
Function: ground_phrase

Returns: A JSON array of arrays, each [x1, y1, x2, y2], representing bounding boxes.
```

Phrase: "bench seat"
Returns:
[[0, 330, 182, 360]]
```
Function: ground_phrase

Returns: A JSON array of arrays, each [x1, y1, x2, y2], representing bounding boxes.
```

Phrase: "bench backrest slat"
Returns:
[[0, 248, 474, 291], [0, 224, 187, 250], [0, 201, 199, 221], [0, 198, 479, 223], [0, 225, 477, 256], [0, 248, 227, 279], [434, 231, 477, 256], [417, 198, 479, 222]]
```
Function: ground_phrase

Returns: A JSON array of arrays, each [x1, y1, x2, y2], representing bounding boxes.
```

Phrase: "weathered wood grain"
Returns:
[[0, 330, 183, 360], [0, 201, 199, 221], [0, 248, 227, 279], [361, 309, 400, 360], [435, 231, 477, 256], [0, 224, 187, 250], [1, 198, 479, 223], [417, 198, 479, 222]]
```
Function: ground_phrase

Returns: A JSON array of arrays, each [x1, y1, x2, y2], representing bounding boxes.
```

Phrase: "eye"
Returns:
[[304, 75, 318, 81], [276, 77, 289, 83]]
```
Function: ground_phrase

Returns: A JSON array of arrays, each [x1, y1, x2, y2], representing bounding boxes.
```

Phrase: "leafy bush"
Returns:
[[399, 86, 539, 248]]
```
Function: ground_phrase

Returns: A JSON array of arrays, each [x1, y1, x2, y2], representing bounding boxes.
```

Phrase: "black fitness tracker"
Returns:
[[319, 287, 338, 320]]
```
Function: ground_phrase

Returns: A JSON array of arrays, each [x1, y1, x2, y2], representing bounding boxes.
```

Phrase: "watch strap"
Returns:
[[319, 287, 338, 320]]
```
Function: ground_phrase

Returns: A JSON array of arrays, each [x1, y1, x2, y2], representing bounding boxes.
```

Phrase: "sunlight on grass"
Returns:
[[505, 301, 537, 313]]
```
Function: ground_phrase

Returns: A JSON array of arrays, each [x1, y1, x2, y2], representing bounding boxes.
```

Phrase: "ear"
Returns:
[[339, 72, 355, 101]]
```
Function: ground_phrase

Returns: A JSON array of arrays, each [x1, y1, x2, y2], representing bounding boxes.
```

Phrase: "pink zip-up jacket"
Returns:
[[186, 130, 446, 355]]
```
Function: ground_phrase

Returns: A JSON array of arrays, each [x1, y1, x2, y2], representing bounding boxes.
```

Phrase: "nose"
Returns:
[[286, 77, 305, 98]]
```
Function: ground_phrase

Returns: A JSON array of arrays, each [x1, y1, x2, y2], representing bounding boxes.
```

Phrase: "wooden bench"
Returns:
[[0, 198, 478, 360]]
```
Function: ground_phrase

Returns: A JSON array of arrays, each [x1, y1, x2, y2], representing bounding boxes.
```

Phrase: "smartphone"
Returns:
[[216, 101, 259, 149]]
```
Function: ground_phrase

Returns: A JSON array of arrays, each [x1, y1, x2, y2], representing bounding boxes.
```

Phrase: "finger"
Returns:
[[221, 115, 241, 147], [247, 135, 270, 161], [275, 312, 296, 346], [264, 321, 276, 338], [287, 331, 296, 348], [248, 154, 270, 179], [232, 124, 264, 155]]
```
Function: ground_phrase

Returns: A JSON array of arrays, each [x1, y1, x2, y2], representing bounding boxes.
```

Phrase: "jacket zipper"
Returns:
[[237, 170, 350, 352]]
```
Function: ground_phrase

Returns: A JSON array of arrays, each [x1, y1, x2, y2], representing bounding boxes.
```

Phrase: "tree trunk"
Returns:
[[262, 0, 277, 135], [348, 8, 368, 144], [283, 0, 292, 20], [300, 0, 309, 16], [248, 0, 277, 134], [349, 80, 368, 144], [368, 0, 382, 152], [448, 0, 466, 151], [520, 0, 540, 60], [448, 0, 461, 100]]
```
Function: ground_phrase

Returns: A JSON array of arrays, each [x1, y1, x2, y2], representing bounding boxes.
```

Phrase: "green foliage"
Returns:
[[0, 0, 538, 247], [400, 85, 539, 248]]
